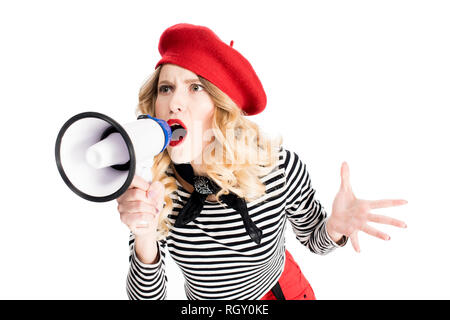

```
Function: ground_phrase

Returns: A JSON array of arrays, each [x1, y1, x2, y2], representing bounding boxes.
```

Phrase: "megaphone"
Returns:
[[55, 112, 172, 202]]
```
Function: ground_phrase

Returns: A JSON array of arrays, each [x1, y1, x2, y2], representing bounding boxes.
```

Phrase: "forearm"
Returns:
[[127, 235, 167, 300], [135, 234, 160, 264]]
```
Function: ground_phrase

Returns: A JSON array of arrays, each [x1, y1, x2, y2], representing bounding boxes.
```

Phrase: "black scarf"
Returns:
[[172, 163, 262, 245]]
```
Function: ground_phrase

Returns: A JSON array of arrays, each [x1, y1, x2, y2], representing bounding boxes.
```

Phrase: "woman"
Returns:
[[118, 23, 408, 300]]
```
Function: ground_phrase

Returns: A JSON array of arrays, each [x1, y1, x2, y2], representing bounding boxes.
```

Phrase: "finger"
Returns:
[[350, 232, 360, 253], [340, 161, 351, 192], [368, 213, 407, 228], [147, 181, 165, 206], [122, 212, 156, 227], [130, 175, 151, 192], [368, 199, 408, 209], [361, 224, 390, 241], [120, 201, 159, 215], [134, 218, 151, 229], [118, 188, 149, 203], [129, 221, 150, 236]]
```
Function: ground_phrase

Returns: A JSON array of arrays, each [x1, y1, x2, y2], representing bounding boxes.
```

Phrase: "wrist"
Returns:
[[326, 217, 345, 244], [134, 234, 159, 264]]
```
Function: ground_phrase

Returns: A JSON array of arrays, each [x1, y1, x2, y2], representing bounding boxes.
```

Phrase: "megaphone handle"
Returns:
[[136, 164, 153, 183], [136, 164, 166, 209]]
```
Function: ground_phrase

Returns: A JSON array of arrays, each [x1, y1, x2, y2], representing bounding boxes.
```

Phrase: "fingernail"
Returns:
[[403, 223, 407, 228], [386, 236, 391, 241]]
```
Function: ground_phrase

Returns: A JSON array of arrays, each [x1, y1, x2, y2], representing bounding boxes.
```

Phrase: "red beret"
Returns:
[[155, 23, 266, 116]]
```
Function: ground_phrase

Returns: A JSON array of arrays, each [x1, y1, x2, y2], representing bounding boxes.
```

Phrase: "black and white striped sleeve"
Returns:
[[126, 233, 167, 300], [283, 149, 345, 255]]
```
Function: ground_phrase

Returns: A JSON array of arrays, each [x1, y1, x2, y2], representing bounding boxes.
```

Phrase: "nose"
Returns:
[[169, 104, 185, 114], [168, 89, 187, 114]]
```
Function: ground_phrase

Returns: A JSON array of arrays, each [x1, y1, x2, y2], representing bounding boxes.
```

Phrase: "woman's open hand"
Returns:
[[326, 162, 408, 253]]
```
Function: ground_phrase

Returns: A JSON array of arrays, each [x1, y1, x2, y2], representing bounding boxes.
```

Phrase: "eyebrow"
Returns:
[[158, 79, 200, 86]]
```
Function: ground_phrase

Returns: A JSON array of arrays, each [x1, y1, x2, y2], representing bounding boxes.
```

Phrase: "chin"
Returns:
[[168, 148, 191, 164], [168, 143, 202, 165]]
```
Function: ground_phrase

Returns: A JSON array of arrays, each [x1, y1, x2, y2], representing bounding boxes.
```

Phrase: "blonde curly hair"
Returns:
[[136, 65, 282, 239]]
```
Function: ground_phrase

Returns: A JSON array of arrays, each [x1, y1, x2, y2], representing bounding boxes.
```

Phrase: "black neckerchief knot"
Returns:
[[172, 163, 262, 245]]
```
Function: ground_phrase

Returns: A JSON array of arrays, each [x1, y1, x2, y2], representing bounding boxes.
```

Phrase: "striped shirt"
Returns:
[[126, 147, 342, 300]]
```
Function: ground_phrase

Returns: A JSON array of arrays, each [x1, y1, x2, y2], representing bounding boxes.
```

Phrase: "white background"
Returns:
[[0, 0, 449, 299]]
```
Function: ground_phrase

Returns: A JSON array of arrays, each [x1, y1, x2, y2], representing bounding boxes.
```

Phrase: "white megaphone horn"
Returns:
[[55, 112, 172, 202]]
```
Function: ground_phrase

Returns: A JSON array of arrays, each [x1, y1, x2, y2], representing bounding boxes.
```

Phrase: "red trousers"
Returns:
[[261, 250, 316, 300]]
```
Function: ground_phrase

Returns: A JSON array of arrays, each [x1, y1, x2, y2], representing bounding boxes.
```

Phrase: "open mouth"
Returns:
[[167, 119, 188, 147]]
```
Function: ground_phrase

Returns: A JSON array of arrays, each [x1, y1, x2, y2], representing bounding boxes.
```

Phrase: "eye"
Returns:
[[158, 85, 172, 94], [192, 84, 204, 92]]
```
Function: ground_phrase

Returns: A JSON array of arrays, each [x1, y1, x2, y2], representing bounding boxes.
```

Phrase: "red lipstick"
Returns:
[[167, 119, 188, 147], [167, 119, 187, 129]]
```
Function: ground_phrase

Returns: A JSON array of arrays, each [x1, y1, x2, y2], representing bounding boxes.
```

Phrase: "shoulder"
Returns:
[[279, 147, 310, 189], [280, 146, 304, 172], [258, 146, 304, 181]]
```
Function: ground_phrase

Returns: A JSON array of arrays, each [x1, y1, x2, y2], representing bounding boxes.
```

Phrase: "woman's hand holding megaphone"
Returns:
[[117, 175, 165, 237], [117, 175, 165, 264]]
